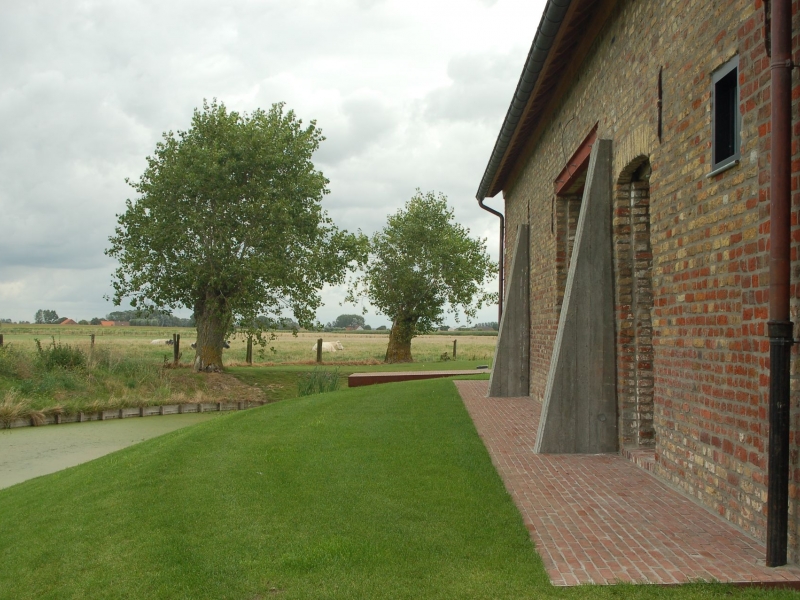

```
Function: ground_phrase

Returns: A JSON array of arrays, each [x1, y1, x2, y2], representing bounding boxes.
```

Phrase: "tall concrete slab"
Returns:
[[488, 224, 530, 397], [535, 139, 617, 453]]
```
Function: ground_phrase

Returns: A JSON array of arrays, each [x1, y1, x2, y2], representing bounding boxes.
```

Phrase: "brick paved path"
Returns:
[[455, 380, 800, 587]]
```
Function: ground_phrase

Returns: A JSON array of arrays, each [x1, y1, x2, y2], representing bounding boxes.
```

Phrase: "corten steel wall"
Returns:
[[500, 0, 800, 558]]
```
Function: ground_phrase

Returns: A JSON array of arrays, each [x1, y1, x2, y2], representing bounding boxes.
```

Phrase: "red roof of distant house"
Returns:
[[100, 320, 130, 326], [100, 320, 115, 326], [60, 318, 77, 325]]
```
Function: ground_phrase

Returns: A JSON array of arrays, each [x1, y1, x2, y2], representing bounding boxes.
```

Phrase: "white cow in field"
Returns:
[[311, 341, 344, 353], [150, 339, 170, 345], [190, 341, 230, 349]]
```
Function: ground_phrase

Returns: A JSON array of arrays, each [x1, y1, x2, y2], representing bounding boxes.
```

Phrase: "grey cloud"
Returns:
[[423, 51, 523, 124], [0, 0, 534, 323], [0, 265, 123, 322], [315, 94, 397, 165], [318, 110, 506, 258]]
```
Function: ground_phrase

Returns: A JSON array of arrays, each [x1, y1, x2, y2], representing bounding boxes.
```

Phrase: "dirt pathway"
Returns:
[[0, 413, 221, 490]]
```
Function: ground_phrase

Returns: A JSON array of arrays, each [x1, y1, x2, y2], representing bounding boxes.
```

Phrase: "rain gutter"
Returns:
[[476, 0, 573, 320]]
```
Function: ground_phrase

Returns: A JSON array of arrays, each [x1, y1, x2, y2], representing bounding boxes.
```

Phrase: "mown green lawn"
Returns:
[[0, 379, 795, 599], [229, 360, 491, 402]]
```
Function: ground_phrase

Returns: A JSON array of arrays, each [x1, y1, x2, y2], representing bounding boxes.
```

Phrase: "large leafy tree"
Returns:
[[348, 190, 497, 363], [107, 100, 366, 371]]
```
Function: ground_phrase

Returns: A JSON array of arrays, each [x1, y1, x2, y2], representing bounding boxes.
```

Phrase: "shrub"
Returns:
[[297, 368, 340, 397], [34, 338, 86, 371], [0, 345, 21, 378]]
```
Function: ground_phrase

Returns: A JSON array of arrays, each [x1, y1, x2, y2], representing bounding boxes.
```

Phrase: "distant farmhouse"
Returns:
[[478, 1, 798, 563], [59, 319, 77, 325], [100, 320, 130, 327]]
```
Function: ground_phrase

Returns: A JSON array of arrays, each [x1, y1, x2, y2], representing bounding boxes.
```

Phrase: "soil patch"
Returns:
[[154, 369, 272, 405]]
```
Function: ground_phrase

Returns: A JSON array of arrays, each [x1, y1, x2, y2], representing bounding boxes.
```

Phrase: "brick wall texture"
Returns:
[[501, 0, 800, 559]]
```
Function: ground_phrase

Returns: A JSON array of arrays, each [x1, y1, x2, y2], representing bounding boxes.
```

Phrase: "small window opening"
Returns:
[[712, 56, 740, 171]]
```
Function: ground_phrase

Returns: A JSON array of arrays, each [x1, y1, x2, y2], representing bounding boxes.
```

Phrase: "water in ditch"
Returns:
[[0, 412, 222, 490]]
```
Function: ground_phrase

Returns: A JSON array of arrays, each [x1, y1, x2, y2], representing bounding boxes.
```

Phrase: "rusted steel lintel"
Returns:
[[348, 370, 488, 388], [554, 124, 598, 195]]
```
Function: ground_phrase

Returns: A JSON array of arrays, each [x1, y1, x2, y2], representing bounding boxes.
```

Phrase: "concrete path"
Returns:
[[455, 380, 800, 587], [0, 412, 221, 490]]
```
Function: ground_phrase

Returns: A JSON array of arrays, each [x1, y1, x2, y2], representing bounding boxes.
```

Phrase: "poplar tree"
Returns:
[[349, 191, 497, 363]]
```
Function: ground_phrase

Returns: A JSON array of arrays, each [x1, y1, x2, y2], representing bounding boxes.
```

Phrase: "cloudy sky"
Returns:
[[0, 0, 545, 327]]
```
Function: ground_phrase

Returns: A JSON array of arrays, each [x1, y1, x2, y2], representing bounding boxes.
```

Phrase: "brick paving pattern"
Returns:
[[455, 380, 800, 587]]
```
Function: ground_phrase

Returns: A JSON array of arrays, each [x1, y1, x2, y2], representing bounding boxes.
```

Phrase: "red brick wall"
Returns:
[[500, 0, 800, 559]]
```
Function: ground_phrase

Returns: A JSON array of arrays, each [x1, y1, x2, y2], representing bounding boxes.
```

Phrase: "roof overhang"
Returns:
[[476, 0, 618, 201]]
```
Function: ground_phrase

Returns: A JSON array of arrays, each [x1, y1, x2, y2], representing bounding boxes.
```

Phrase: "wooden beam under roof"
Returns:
[[486, 0, 619, 199]]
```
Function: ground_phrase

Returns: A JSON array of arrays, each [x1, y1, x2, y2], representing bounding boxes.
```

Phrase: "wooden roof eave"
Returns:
[[482, 0, 619, 200]]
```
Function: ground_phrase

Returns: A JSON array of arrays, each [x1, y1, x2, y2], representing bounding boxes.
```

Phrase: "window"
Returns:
[[711, 56, 740, 172]]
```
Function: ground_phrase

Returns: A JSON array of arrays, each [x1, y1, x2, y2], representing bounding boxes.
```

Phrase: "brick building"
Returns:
[[478, 1, 800, 561]]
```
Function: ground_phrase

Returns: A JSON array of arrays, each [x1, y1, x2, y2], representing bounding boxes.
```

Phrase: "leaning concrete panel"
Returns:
[[535, 139, 617, 453], [488, 224, 530, 397]]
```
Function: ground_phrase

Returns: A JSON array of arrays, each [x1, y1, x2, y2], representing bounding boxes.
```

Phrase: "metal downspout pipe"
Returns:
[[478, 199, 505, 323], [766, 0, 794, 568]]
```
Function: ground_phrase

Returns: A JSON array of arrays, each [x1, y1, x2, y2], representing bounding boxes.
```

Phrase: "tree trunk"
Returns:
[[193, 293, 231, 372], [385, 317, 415, 363]]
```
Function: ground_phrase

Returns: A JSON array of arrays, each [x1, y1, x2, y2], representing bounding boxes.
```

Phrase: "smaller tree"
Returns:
[[333, 314, 365, 329], [34, 310, 59, 324], [348, 190, 497, 363]]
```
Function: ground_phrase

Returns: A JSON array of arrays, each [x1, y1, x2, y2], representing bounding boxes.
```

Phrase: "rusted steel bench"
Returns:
[[348, 370, 489, 388]]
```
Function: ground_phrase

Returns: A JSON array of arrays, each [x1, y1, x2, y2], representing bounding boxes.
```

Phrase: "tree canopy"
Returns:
[[34, 310, 59, 324], [107, 100, 366, 370], [331, 314, 365, 329], [348, 190, 497, 362], [102, 310, 194, 327]]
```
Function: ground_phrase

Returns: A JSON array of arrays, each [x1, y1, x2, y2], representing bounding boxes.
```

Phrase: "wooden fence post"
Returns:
[[0, 334, 3, 347], [90, 333, 95, 348], [246, 336, 253, 365], [173, 333, 180, 366], [316, 338, 323, 363], [453, 339, 457, 360]]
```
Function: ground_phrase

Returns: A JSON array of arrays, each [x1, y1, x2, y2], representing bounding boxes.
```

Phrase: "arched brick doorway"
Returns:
[[614, 157, 655, 449]]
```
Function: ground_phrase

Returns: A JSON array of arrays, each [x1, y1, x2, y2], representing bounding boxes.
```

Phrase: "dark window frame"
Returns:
[[711, 55, 740, 173]]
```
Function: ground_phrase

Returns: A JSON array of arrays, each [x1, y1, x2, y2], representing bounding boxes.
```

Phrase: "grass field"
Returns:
[[230, 361, 491, 403], [0, 324, 495, 419], [0, 325, 495, 365], [0, 378, 794, 599]]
